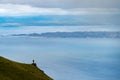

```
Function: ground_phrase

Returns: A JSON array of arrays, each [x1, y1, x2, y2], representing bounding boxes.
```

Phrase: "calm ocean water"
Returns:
[[0, 37, 120, 80]]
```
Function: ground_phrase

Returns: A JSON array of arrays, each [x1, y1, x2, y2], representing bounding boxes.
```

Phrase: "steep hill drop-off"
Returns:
[[0, 56, 53, 80]]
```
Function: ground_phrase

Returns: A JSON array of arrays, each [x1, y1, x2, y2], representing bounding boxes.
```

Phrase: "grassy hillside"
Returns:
[[0, 56, 53, 80]]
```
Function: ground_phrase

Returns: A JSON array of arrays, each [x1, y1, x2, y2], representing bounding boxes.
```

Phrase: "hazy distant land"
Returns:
[[11, 31, 120, 38]]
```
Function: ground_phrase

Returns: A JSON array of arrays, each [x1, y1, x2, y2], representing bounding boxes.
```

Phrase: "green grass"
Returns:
[[0, 56, 53, 80]]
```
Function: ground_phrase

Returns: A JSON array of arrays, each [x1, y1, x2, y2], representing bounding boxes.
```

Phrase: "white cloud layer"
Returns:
[[0, 4, 120, 16]]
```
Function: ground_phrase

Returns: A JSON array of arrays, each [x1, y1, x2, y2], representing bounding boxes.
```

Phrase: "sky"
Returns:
[[0, 0, 120, 35], [0, 0, 120, 8]]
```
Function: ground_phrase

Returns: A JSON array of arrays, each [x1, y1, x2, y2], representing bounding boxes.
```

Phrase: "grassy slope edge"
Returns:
[[0, 56, 53, 80]]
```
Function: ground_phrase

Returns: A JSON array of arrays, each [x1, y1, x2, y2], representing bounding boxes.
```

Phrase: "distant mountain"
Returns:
[[12, 32, 120, 38], [0, 56, 53, 80]]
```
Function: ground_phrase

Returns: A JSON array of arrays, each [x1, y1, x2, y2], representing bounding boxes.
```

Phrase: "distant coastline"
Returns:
[[11, 31, 120, 38]]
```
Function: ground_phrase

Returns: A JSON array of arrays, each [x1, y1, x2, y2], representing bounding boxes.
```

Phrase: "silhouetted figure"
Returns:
[[32, 59, 37, 67], [33, 59, 35, 63]]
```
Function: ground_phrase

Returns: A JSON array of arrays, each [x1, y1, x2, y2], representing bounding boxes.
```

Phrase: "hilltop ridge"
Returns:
[[0, 56, 53, 80]]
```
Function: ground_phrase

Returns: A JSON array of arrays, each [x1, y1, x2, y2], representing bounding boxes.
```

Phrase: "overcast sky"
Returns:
[[0, 0, 120, 8], [0, 0, 120, 34], [0, 0, 119, 16]]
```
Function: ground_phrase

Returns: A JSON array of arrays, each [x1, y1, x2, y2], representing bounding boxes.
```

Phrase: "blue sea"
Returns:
[[0, 37, 120, 80]]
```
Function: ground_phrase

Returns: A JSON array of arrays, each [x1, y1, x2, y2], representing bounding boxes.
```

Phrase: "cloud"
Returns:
[[0, 0, 120, 8], [0, 4, 120, 16], [0, 4, 68, 16]]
